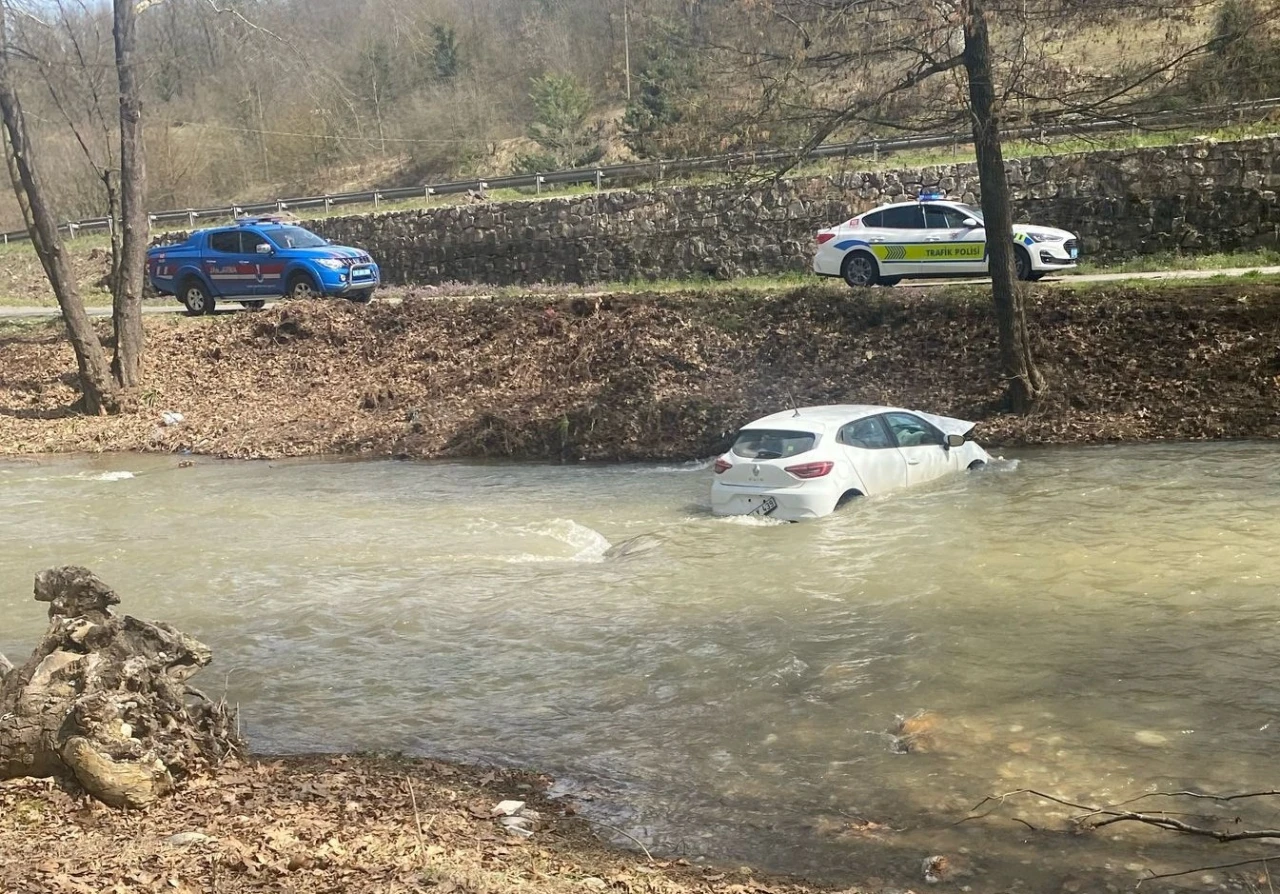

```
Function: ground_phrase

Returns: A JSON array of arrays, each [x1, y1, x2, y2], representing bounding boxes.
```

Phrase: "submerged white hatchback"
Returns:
[[711, 405, 992, 521]]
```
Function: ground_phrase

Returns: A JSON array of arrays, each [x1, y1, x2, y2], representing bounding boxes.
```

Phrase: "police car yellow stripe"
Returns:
[[872, 243, 985, 263]]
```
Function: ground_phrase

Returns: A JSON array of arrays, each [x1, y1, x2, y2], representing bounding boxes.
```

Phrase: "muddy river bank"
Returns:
[[1, 281, 1279, 460]]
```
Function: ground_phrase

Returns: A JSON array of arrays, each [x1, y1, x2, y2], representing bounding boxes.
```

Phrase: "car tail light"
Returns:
[[713, 457, 732, 474], [815, 232, 835, 245], [785, 461, 834, 479]]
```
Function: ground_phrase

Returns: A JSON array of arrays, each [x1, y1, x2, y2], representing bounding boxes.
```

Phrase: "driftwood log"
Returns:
[[0, 566, 241, 807]]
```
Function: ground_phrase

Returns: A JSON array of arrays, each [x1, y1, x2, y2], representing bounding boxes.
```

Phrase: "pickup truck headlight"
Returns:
[[315, 258, 346, 270]]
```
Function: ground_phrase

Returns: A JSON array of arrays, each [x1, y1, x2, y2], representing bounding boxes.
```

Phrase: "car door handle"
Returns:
[[906, 459, 921, 465], [926, 237, 942, 242], [869, 237, 885, 243]]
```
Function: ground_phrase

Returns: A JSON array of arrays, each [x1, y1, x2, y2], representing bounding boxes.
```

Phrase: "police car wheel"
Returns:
[[287, 275, 320, 301], [878, 276, 902, 287], [181, 281, 213, 316], [1014, 247, 1033, 281], [841, 252, 879, 288]]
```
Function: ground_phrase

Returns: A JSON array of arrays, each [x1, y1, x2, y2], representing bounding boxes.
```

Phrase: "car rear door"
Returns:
[[872, 205, 927, 276], [922, 204, 986, 274], [835, 416, 906, 494], [717, 428, 819, 490], [882, 412, 959, 486], [204, 230, 256, 297]]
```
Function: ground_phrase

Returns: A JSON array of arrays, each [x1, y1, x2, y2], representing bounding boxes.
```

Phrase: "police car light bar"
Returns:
[[917, 191, 945, 202]]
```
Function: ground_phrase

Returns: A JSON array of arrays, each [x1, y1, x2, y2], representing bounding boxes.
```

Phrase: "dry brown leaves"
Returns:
[[0, 756, 843, 894], [1, 281, 1279, 462]]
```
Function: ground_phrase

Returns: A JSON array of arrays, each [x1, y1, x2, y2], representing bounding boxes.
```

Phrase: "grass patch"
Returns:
[[1077, 248, 1280, 275]]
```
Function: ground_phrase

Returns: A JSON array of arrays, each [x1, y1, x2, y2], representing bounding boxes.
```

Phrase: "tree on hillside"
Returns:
[[0, 0, 152, 413], [517, 73, 604, 172], [715, 0, 1235, 411]]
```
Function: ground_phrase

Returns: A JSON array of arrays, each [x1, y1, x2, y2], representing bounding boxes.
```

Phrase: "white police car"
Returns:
[[813, 193, 1080, 287]]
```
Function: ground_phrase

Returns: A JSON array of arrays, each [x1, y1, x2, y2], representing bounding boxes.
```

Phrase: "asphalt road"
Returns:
[[3, 265, 1279, 319]]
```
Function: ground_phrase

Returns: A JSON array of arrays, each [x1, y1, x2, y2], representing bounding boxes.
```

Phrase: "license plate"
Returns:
[[351, 266, 374, 280], [1069, 247, 1079, 259], [749, 496, 778, 517]]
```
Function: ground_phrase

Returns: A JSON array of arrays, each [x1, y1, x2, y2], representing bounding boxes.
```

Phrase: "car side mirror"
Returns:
[[256, 243, 273, 255], [945, 433, 965, 449], [962, 218, 979, 229]]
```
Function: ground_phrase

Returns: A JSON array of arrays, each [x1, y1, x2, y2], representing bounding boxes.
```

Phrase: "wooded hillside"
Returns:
[[2, 0, 1277, 231]]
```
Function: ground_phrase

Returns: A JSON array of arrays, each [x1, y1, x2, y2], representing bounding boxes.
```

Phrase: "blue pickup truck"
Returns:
[[147, 217, 381, 315]]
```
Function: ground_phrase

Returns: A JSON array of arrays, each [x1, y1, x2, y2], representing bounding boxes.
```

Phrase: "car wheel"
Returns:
[[835, 489, 864, 510], [968, 460, 987, 470], [180, 280, 214, 316], [241, 300, 266, 310], [287, 274, 319, 301], [346, 290, 373, 305], [841, 252, 880, 288], [878, 276, 902, 287], [1014, 246, 1033, 281]]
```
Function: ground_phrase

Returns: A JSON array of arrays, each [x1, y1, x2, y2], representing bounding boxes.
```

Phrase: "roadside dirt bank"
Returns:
[[1, 281, 1278, 460], [0, 754, 848, 894]]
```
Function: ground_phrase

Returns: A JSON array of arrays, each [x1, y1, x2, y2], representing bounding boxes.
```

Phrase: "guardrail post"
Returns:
[[324, 195, 332, 215], [232, 205, 242, 219], [187, 210, 196, 229], [67, 223, 78, 239], [276, 199, 285, 213], [535, 174, 544, 196], [374, 191, 381, 210], [106, 216, 115, 237], [425, 187, 434, 206], [595, 170, 603, 191], [873, 142, 879, 164]]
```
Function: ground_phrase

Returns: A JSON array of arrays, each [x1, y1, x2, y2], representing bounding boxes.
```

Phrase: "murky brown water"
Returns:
[[3, 445, 1280, 891]]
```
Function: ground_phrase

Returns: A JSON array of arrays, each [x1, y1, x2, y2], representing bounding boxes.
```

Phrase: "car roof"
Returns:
[[742, 404, 977, 437], [856, 199, 970, 217], [742, 404, 896, 433]]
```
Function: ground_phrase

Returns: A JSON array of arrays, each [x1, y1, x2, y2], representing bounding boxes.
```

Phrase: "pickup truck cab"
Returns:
[[147, 217, 381, 315]]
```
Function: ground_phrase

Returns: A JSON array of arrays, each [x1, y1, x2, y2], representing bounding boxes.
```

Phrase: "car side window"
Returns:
[[861, 210, 884, 227], [838, 417, 893, 449], [884, 413, 945, 448], [209, 232, 241, 254], [242, 231, 272, 255], [923, 205, 970, 229], [879, 205, 925, 229]]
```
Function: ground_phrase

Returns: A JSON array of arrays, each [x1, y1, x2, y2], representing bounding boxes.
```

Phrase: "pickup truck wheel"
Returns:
[[180, 281, 214, 316], [347, 291, 373, 305], [287, 275, 319, 301], [241, 300, 266, 310]]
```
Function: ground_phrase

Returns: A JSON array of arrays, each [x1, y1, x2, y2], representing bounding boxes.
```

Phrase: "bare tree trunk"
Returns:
[[0, 3, 117, 416], [103, 170, 122, 299], [962, 0, 1045, 413], [112, 0, 147, 391]]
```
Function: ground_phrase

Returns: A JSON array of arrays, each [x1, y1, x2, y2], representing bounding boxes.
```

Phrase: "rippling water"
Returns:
[[3, 445, 1280, 890]]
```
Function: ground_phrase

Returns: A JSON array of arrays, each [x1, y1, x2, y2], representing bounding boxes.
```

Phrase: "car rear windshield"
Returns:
[[732, 429, 817, 460], [267, 227, 328, 249]]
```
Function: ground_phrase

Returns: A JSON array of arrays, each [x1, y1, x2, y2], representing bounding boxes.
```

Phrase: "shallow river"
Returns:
[[4, 444, 1280, 891]]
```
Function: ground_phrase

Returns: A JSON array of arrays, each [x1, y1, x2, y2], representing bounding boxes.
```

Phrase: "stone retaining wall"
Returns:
[[220, 136, 1280, 285]]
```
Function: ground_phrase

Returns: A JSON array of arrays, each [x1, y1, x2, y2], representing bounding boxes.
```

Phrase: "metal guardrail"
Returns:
[[5, 96, 1279, 245]]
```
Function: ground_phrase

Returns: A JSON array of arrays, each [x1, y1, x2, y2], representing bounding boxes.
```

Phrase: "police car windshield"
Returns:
[[267, 227, 327, 249], [958, 204, 985, 223]]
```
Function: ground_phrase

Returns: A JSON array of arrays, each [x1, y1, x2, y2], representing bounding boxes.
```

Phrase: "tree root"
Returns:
[[0, 566, 243, 807]]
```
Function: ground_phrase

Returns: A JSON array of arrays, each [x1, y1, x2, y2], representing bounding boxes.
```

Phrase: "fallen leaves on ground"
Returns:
[[0, 756, 849, 894], [1, 281, 1279, 461]]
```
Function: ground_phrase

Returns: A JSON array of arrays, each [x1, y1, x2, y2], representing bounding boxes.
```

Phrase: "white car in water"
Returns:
[[711, 405, 991, 521], [812, 194, 1080, 287]]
